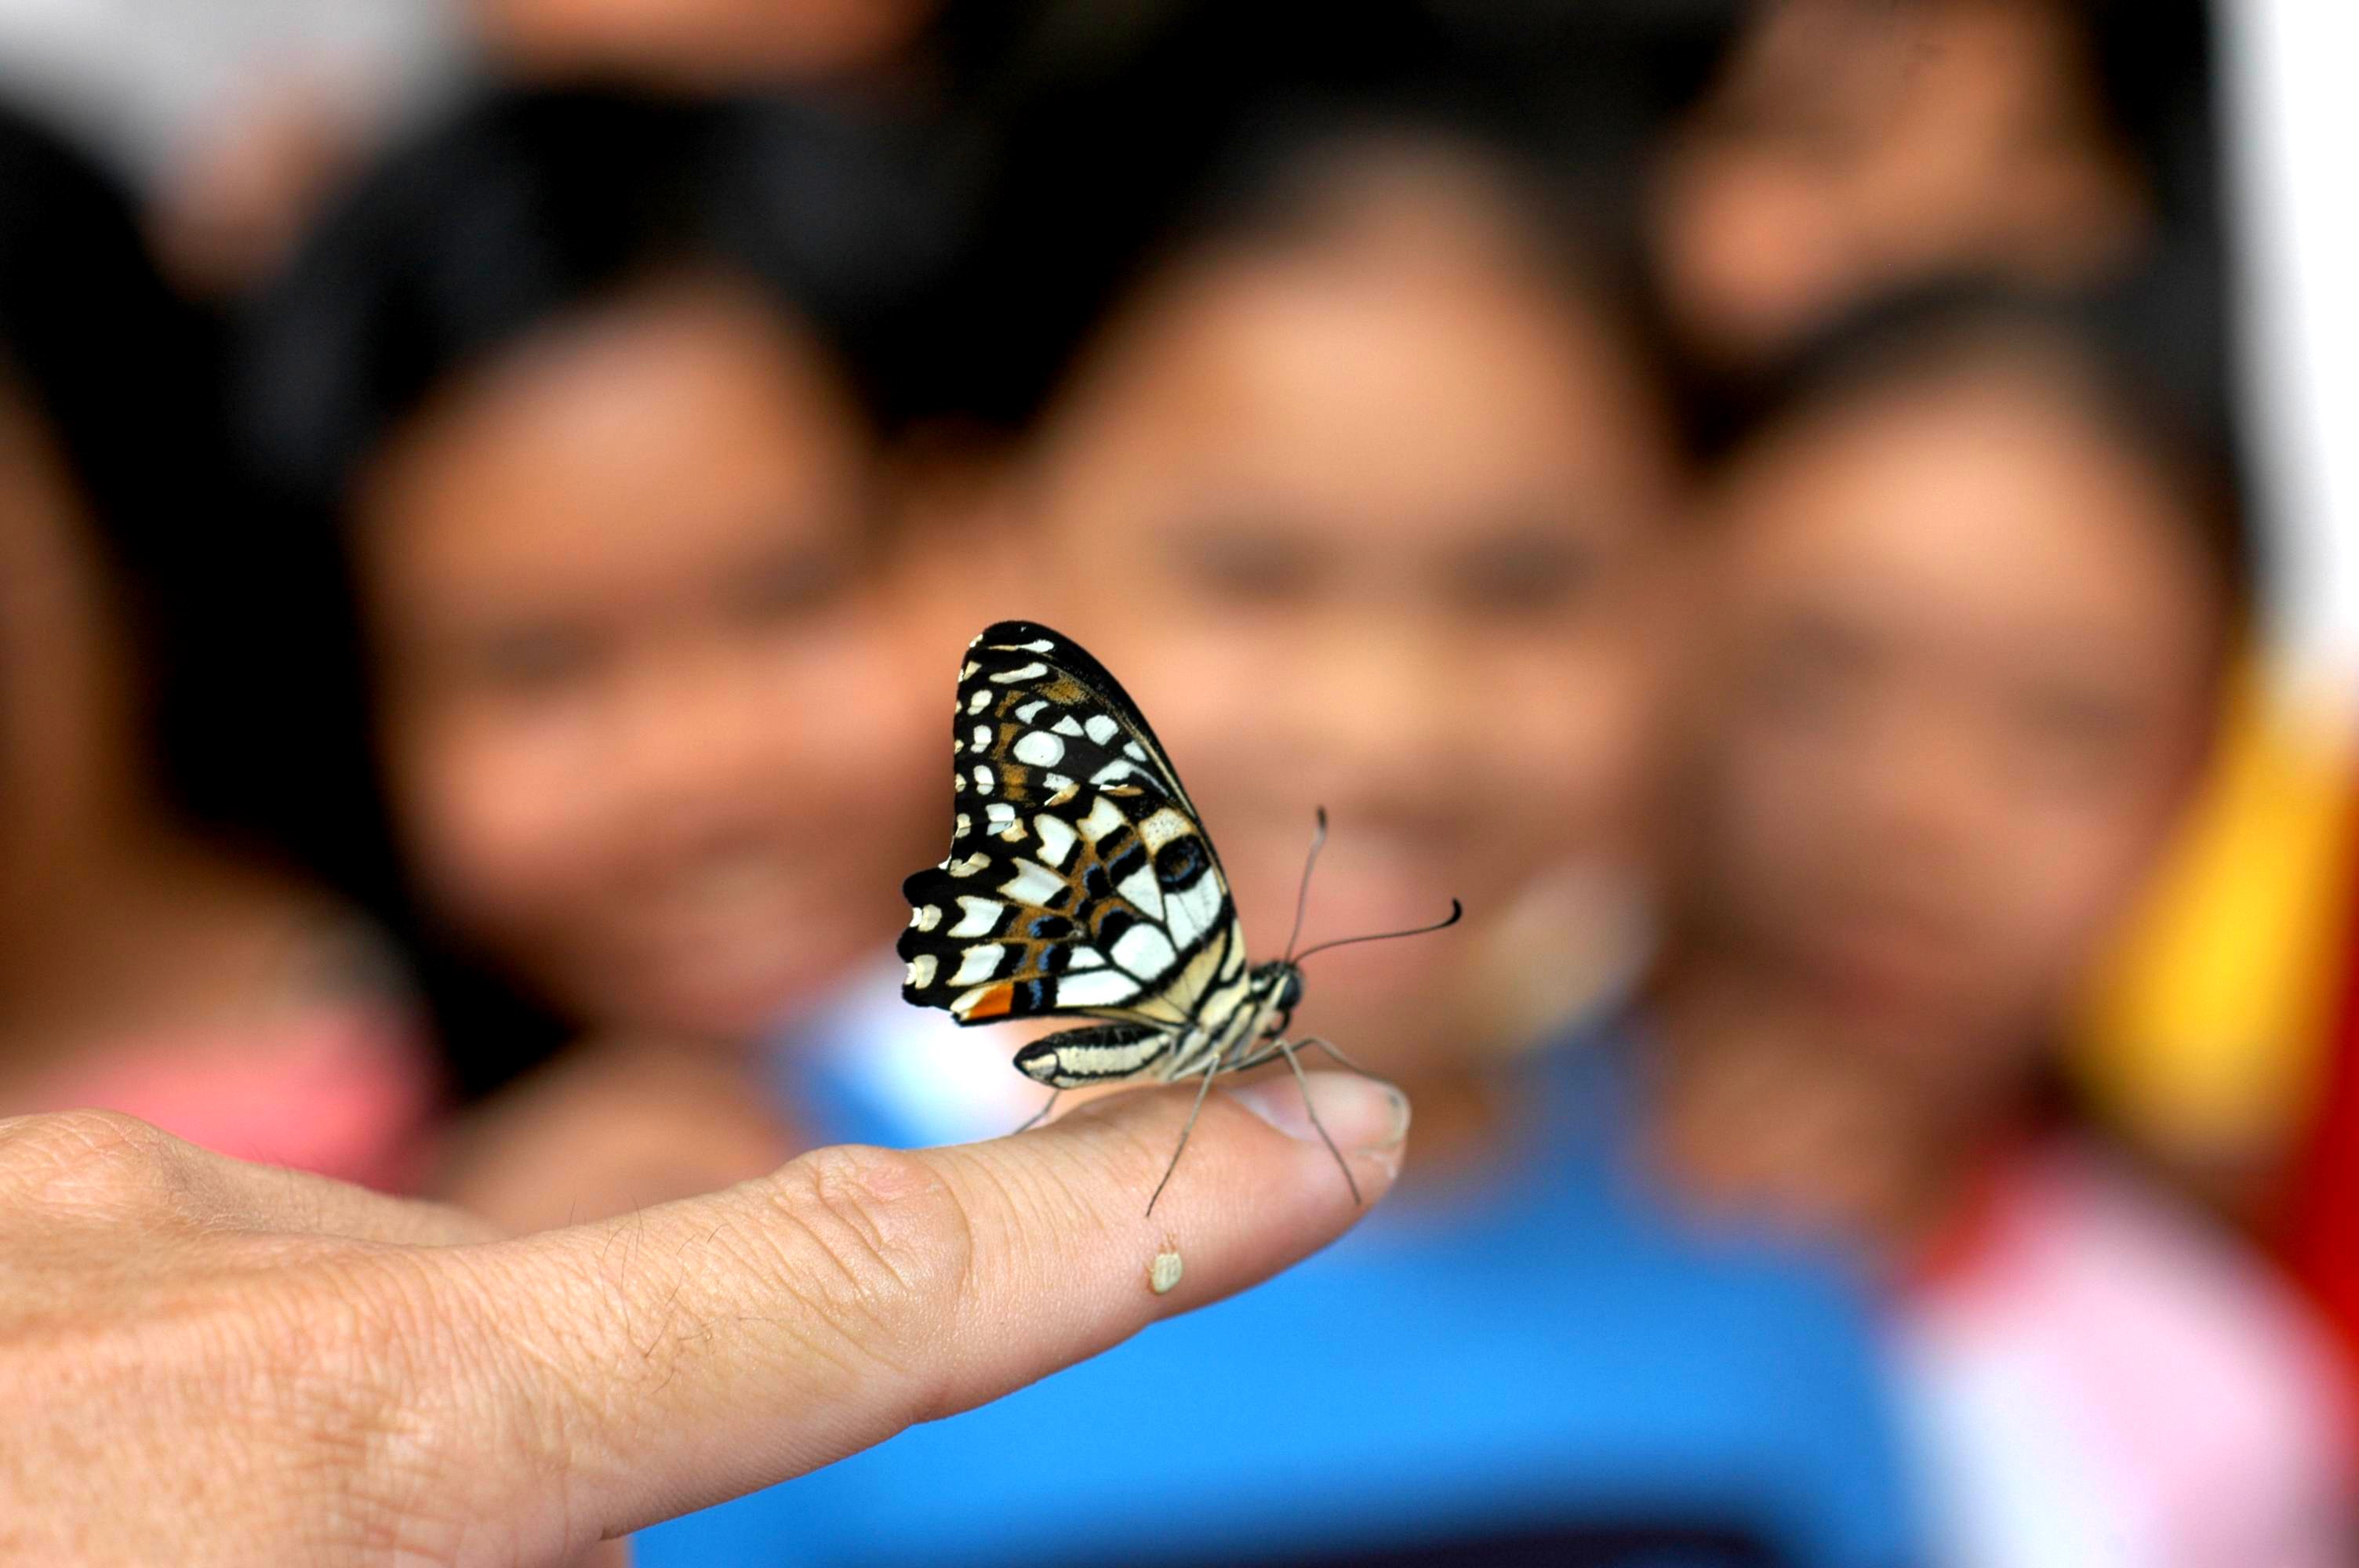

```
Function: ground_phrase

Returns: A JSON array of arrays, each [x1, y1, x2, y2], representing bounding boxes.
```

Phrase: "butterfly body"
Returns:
[[1012, 956, 1301, 1088]]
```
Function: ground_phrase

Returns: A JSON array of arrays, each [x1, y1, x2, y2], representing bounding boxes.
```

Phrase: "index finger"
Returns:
[[431, 1070, 1408, 1547]]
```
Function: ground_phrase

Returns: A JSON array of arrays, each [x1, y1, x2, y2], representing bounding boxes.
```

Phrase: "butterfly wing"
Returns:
[[898, 622, 1247, 1030], [959, 620, 1206, 816]]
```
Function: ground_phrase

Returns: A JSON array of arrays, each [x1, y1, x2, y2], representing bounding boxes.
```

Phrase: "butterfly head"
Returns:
[[1252, 960, 1306, 1040]]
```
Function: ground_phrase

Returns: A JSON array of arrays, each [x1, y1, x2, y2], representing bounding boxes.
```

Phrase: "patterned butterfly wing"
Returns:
[[898, 622, 1246, 1030]]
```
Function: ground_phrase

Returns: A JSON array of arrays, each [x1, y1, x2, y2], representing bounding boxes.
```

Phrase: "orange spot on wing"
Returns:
[[962, 982, 1016, 1020]]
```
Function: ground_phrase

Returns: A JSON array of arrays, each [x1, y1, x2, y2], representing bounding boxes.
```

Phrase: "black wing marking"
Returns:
[[961, 620, 1209, 823], [899, 622, 1248, 1029]]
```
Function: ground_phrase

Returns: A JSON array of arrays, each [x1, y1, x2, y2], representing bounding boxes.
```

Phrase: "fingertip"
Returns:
[[1227, 1072, 1409, 1158]]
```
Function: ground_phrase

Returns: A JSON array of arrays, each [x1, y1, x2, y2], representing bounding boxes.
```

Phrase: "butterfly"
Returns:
[[897, 619, 1459, 1212]]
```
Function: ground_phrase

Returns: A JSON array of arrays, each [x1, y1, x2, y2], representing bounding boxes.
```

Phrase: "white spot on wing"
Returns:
[[1111, 924, 1178, 980], [1067, 945, 1107, 970], [1018, 638, 1057, 652], [950, 896, 1002, 938], [1085, 715, 1120, 746], [1015, 699, 1047, 723], [951, 943, 1006, 985], [998, 859, 1066, 906], [1034, 813, 1077, 868], [971, 724, 992, 751], [966, 688, 991, 714], [1052, 714, 1085, 738], [1056, 967, 1141, 1006], [1077, 794, 1125, 845], [985, 801, 1017, 833], [1013, 731, 1065, 768], [913, 904, 942, 932], [1166, 873, 1225, 950], [990, 661, 1049, 683], [1117, 866, 1164, 922], [905, 953, 938, 989], [972, 765, 994, 795], [947, 851, 990, 877], [1138, 808, 1191, 851]]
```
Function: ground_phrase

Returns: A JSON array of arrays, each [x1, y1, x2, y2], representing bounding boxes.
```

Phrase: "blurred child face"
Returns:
[[1683, 352, 2219, 1091], [980, 173, 1679, 1078], [358, 276, 934, 1043], [1650, 0, 2150, 369]]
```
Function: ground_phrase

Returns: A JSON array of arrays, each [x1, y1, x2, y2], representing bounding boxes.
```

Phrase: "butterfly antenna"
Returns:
[[1291, 898, 1464, 964], [1281, 806, 1329, 964]]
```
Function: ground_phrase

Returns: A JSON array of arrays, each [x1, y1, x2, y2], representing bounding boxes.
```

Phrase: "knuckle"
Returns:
[[0, 1109, 202, 1214], [752, 1145, 973, 1366]]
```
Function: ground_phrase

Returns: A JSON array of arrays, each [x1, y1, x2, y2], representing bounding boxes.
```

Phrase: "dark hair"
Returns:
[[0, 103, 253, 826], [1706, 282, 2257, 644], [230, 85, 954, 1094], [1639, 0, 2229, 463], [239, 85, 951, 510], [936, 0, 1647, 434]]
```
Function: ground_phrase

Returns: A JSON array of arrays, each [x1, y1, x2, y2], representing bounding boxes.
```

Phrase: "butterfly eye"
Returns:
[[1277, 971, 1303, 1013]]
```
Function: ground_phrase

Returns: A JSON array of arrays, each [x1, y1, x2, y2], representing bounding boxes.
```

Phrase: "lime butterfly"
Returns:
[[897, 621, 1458, 1210]]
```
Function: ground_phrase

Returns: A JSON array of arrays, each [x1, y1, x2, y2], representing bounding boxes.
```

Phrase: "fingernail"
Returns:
[[1230, 1073, 1409, 1154]]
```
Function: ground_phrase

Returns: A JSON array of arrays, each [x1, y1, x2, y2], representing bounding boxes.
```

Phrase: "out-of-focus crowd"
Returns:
[[3, 1, 2355, 1563]]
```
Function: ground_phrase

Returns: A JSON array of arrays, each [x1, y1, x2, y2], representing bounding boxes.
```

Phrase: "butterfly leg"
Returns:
[[1227, 1034, 1388, 1083], [1144, 1049, 1228, 1217], [1284, 1034, 1390, 1082], [1271, 1036, 1364, 1207], [1011, 1088, 1063, 1134]]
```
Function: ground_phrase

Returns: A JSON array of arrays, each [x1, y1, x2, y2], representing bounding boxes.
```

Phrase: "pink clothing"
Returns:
[[1894, 1138, 2355, 1568], [19, 999, 440, 1193]]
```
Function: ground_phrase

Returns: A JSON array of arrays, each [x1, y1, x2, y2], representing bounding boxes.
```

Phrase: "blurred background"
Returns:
[[2, 1, 2356, 1563]]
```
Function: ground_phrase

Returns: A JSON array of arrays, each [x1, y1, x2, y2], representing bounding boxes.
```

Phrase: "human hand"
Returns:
[[0, 1073, 1405, 1565]]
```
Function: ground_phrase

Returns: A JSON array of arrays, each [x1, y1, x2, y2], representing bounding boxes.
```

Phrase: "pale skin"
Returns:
[[0, 1069, 1405, 1565]]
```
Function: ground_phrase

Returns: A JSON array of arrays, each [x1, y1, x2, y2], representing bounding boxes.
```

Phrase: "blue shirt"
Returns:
[[638, 998, 1923, 1568]]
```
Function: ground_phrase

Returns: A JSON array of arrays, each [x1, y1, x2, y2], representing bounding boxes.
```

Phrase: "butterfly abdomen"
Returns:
[[1015, 1022, 1172, 1085]]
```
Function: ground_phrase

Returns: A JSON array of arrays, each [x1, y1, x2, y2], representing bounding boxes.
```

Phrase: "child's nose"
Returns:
[[1296, 626, 1463, 804], [607, 641, 783, 835], [1844, 700, 2003, 869]]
